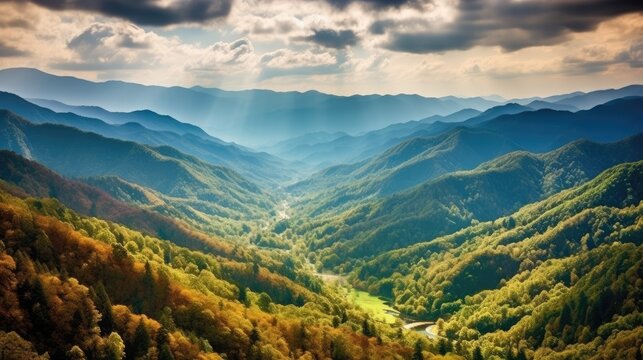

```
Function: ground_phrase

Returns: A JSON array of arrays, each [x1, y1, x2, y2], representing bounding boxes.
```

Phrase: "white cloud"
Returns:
[[185, 38, 257, 74]]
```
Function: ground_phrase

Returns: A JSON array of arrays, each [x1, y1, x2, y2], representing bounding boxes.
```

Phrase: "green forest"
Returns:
[[0, 70, 642, 360]]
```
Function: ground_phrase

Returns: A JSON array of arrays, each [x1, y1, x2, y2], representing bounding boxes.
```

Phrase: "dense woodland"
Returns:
[[0, 79, 641, 360], [0, 185, 439, 359], [348, 161, 643, 358], [292, 135, 643, 270]]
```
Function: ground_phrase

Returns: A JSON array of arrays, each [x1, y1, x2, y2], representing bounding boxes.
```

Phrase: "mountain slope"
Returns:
[[0, 91, 295, 185], [348, 161, 643, 359], [478, 96, 643, 151], [29, 97, 212, 139], [290, 96, 643, 215], [0, 150, 240, 255], [0, 184, 415, 360], [266, 108, 483, 170], [554, 84, 643, 109], [0, 110, 273, 221], [300, 134, 643, 267], [462, 103, 533, 125]]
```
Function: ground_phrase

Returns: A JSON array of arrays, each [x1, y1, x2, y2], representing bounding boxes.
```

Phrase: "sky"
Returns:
[[0, 0, 641, 98]]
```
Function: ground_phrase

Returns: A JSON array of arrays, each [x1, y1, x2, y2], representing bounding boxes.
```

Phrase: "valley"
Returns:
[[0, 68, 641, 360]]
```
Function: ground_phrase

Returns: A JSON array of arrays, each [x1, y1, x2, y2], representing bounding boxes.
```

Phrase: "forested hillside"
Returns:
[[290, 97, 643, 217], [0, 67, 640, 360], [350, 161, 643, 359], [2, 0, 643, 352], [0, 110, 277, 237], [296, 135, 643, 269], [0, 184, 446, 359], [0, 91, 294, 185]]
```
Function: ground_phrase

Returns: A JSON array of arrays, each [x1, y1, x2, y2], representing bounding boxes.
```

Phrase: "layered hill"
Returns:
[[29, 97, 212, 139], [0, 91, 294, 185], [0, 150, 238, 254], [348, 160, 643, 359], [300, 134, 643, 268], [265, 108, 482, 169], [290, 97, 643, 216], [0, 181, 416, 359], [0, 111, 275, 237], [0, 68, 501, 145]]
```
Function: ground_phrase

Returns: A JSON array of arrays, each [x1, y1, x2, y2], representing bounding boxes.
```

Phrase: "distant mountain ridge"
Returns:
[[0, 67, 502, 145], [0, 150, 234, 253], [0, 110, 274, 221], [29, 98, 213, 140], [0, 91, 294, 185], [267, 108, 483, 169], [290, 96, 643, 214]]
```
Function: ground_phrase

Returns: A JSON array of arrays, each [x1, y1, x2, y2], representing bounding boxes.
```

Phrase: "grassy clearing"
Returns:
[[348, 290, 399, 324]]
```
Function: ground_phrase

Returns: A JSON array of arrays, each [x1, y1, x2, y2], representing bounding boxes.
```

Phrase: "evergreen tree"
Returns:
[[238, 286, 248, 304], [130, 320, 150, 359], [559, 302, 572, 329], [158, 344, 174, 360], [249, 327, 260, 345], [362, 319, 372, 337], [93, 282, 114, 334], [438, 338, 448, 355], [472, 346, 484, 360], [332, 316, 340, 328], [412, 340, 423, 360], [30, 277, 52, 334]]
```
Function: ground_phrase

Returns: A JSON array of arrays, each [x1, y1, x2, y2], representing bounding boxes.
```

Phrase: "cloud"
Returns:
[[377, 0, 643, 53], [562, 40, 643, 75], [10, 0, 233, 26], [617, 40, 643, 68], [0, 41, 28, 57], [259, 48, 348, 79], [302, 28, 359, 49], [0, 17, 31, 29], [52, 23, 161, 70], [325, 0, 421, 10], [185, 38, 256, 73]]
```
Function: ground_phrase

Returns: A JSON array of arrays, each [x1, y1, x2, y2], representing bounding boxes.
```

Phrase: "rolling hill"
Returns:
[[0, 91, 295, 185], [350, 161, 643, 359], [298, 134, 643, 267], [290, 96, 643, 215], [0, 150, 241, 255], [264, 108, 482, 170], [29, 97, 213, 139], [0, 110, 275, 225]]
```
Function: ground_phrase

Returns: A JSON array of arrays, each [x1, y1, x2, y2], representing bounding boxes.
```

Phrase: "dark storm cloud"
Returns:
[[304, 29, 359, 49], [562, 40, 643, 75], [8, 0, 233, 26], [0, 42, 28, 57], [377, 0, 643, 53], [0, 18, 31, 28], [326, 0, 420, 9]]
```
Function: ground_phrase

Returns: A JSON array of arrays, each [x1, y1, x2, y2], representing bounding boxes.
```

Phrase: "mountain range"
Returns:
[[0, 68, 641, 360], [0, 91, 294, 185], [290, 97, 643, 216], [300, 134, 643, 267], [0, 68, 503, 145]]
